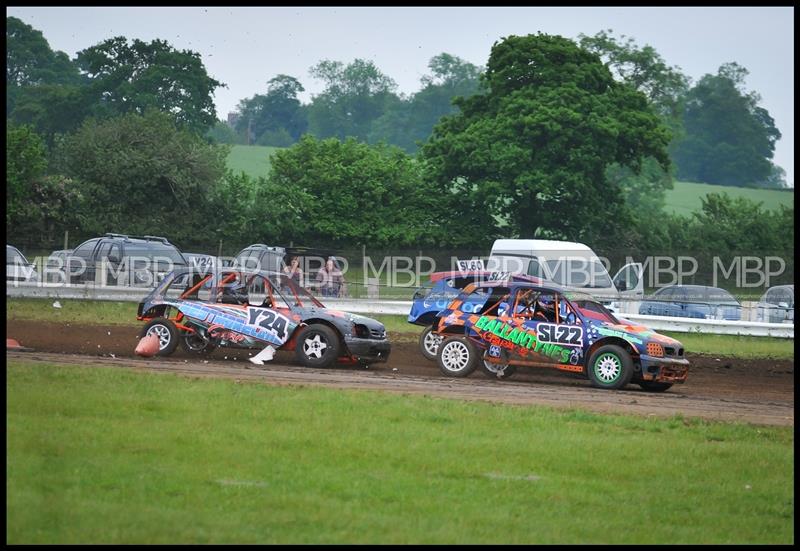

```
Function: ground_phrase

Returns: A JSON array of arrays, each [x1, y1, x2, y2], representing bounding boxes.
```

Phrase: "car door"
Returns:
[[68, 239, 100, 284], [612, 262, 644, 298], [512, 289, 579, 366]]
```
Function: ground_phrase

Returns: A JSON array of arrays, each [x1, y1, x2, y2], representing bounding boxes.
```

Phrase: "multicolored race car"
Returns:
[[136, 267, 390, 368], [408, 270, 542, 360], [433, 281, 689, 391]]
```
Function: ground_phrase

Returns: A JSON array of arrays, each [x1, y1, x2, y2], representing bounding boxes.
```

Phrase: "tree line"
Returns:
[[6, 18, 793, 269]]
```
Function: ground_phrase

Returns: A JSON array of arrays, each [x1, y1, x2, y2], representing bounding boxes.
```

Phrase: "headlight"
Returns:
[[646, 342, 664, 357]]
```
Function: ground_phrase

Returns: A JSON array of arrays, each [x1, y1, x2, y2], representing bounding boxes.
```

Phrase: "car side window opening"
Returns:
[[73, 239, 99, 259]]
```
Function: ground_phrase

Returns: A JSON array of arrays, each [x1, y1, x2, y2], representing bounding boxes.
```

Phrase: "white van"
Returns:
[[486, 239, 643, 308]]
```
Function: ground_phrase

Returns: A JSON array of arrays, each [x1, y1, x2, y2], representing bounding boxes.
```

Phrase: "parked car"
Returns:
[[183, 252, 224, 274], [408, 270, 542, 360], [64, 233, 188, 286], [136, 267, 390, 368], [232, 244, 286, 273], [43, 249, 72, 283], [755, 285, 794, 323], [432, 281, 689, 392], [638, 285, 742, 320], [6, 245, 38, 282]]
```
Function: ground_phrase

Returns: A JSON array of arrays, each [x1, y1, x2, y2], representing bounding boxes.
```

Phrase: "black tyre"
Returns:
[[180, 330, 217, 355], [436, 337, 478, 378], [139, 318, 179, 356], [419, 325, 443, 361], [638, 381, 674, 393], [480, 349, 517, 379], [586, 344, 634, 390], [295, 324, 341, 368]]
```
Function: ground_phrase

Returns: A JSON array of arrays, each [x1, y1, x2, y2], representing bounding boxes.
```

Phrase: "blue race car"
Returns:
[[408, 270, 542, 360], [433, 280, 689, 392]]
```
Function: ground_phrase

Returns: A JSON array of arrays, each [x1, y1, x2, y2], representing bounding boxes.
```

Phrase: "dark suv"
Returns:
[[232, 244, 286, 272], [65, 233, 188, 286]]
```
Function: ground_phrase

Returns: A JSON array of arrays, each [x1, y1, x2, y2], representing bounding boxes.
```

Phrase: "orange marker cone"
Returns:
[[7, 338, 33, 351], [135, 334, 161, 357]]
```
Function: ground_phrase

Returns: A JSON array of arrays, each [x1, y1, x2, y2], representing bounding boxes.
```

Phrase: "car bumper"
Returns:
[[638, 354, 690, 384], [344, 337, 391, 364]]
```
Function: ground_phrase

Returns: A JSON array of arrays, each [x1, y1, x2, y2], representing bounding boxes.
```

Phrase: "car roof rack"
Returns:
[[104, 233, 172, 244]]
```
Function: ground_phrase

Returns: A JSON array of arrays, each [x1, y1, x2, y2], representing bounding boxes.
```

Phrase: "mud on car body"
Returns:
[[136, 267, 390, 368], [408, 270, 543, 361], [433, 281, 689, 392]]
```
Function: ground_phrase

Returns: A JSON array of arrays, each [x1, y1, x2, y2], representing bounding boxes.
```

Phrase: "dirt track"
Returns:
[[6, 320, 795, 426]]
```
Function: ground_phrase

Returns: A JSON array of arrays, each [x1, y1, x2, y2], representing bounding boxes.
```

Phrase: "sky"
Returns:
[[7, 6, 795, 187]]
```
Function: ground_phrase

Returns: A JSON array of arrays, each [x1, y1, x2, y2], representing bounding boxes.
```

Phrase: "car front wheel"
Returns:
[[295, 324, 340, 368], [139, 318, 179, 356], [419, 325, 443, 361], [587, 344, 634, 390]]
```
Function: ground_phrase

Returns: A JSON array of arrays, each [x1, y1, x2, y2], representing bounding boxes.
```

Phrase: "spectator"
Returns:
[[283, 256, 303, 286], [316, 257, 347, 297]]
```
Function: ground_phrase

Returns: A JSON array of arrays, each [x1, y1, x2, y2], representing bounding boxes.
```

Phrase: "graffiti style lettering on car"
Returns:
[[474, 315, 571, 363]]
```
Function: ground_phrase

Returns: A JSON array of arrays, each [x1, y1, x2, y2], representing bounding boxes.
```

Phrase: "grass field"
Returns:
[[223, 145, 794, 215], [5, 298, 794, 358], [226, 145, 281, 179], [664, 181, 793, 216], [6, 361, 794, 544]]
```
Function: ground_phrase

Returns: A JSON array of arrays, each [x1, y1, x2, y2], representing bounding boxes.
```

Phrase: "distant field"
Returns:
[[665, 181, 793, 216], [226, 145, 281, 178]]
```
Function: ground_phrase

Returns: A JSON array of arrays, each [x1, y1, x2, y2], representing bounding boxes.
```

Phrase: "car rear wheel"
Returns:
[[139, 318, 179, 356], [638, 381, 673, 392], [419, 325, 443, 361], [587, 345, 634, 390], [180, 330, 216, 355], [436, 337, 478, 377], [480, 349, 517, 379], [295, 324, 340, 368]]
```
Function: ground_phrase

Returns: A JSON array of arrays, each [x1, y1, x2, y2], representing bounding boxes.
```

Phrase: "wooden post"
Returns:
[[218, 240, 223, 258], [64, 230, 69, 252]]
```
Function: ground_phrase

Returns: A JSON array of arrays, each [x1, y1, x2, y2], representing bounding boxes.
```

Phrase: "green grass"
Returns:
[[665, 181, 793, 216], [226, 145, 282, 179], [660, 331, 794, 359], [6, 362, 793, 544], [6, 298, 793, 358]]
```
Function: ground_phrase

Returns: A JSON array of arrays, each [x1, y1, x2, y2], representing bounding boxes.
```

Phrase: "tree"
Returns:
[[671, 62, 782, 186], [6, 122, 48, 225], [578, 30, 690, 126], [6, 16, 81, 114], [267, 136, 443, 246], [420, 34, 671, 247], [75, 37, 224, 134], [9, 84, 92, 144], [234, 74, 308, 145], [369, 53, 483, 153], [307, 59, 399, 141], [6, 123, 85, 244], [53, 110, 229, 241]]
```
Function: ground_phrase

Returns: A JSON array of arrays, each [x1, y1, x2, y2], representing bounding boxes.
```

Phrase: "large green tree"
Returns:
[[53, 110, 229, 242], [306, 59, 399, 141], [671, 62, 782, 187], [75, 37, 224, 134], [368, 53, 483, 153], [235, 74, 308, 145], [420, 34, 671, 246]]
